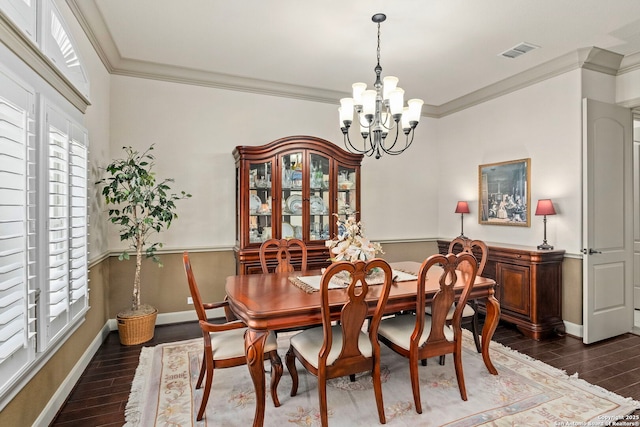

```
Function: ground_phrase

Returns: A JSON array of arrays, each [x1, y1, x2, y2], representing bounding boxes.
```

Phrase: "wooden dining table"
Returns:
[[225, 261, 501, 427]]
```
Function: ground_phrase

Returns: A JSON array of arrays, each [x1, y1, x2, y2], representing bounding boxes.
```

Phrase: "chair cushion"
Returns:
[[425, 303, 475, 320], [290, 325, 372, 369], [378, 313, 453, 351], [210, 328, 278, 360]]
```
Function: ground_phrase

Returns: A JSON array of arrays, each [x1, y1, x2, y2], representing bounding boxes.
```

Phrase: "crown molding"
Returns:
[[113, 56, 348, 104], [437, 47, 624, 117], [577, 46, 623, 75], [65, 0, 118, 73], [66, 0, 631, 119], [619, 51, 640, 75], [0, 10, 90, 112]]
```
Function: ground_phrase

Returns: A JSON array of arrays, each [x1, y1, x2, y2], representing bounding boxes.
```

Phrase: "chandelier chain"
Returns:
[[377, 21, 381, 67]]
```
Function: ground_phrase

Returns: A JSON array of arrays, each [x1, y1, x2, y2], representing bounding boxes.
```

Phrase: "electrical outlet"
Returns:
[[187, 297, 193, 305]]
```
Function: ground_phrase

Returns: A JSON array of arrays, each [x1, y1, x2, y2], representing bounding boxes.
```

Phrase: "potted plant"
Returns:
[[97, 144, 191, 345]]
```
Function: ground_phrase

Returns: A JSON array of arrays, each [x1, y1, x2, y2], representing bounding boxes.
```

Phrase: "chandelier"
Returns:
[[339, 13, 424, 159]]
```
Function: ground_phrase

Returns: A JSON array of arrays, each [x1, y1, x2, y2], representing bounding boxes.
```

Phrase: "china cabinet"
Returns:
[[438, 240, 565, 340], [233, 136, 363, 275]]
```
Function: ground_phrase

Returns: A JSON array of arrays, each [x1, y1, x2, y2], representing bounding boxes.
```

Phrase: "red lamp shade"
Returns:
[[535, 199, 556, 216], [455, 201, 470, 214]]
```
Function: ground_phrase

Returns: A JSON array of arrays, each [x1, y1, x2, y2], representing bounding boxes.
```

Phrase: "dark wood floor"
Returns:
[[50, 320, 640, 426]]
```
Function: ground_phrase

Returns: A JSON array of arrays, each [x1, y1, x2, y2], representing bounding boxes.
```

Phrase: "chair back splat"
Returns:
[[378, 252, 478, 414], [259, 238, 308, 273], [444, 237, 488, 354], [286, 259, 394, 426], [448, 237, 488, 275]]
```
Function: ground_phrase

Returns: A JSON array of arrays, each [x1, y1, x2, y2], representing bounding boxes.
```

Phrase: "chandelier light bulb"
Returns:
[[407, 99, 424, 123], [361, 90, 377, 116], [382, 76, 399, 100], [339, 98, 354, 125], [352, 82, 367, 106], [388, 88, 404, 115], [401, 107, 411, 130]]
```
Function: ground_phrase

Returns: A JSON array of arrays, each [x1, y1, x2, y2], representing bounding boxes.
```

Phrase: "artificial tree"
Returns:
[[97, 144, 190, 342]]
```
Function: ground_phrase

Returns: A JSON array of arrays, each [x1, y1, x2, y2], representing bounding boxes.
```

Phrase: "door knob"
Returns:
[[583, 248, 601, 254]]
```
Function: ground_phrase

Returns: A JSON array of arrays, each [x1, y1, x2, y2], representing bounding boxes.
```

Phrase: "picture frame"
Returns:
[[479, 158, 531, 227]]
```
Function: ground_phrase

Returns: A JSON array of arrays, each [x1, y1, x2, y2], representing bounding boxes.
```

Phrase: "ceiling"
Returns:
[[68, 0, 640, 115]]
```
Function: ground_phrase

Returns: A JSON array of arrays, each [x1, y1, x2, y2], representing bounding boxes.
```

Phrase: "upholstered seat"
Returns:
[[285, 259, 394, 426], [378, 314, 455, 351], [378, 252, 478, 414], [183, 252, 282, 421]]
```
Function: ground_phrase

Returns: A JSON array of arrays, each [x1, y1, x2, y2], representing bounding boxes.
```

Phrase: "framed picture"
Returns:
[[479, 158, 531, 227]]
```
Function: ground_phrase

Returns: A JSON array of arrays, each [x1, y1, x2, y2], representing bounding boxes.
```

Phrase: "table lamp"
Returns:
[[535, 199, 556, 250], [455, 201, 470, 239]]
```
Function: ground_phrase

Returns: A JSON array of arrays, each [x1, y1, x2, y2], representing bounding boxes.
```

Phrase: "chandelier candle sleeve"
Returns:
[[339, 13, 424, 159]]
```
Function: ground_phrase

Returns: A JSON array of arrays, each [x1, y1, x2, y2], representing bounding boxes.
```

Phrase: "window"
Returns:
[[42, 1, 89, 98], [1, 0, 90, 100], [42, 105, 88, 347], [0, 67, 38, 402], [0, 0, 89, 407], [0, 66, 89, 407], [0, 0, 37, 42]]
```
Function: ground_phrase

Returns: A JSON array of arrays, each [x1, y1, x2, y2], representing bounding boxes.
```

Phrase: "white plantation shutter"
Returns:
[[43, 0, 89, 98], [0, 69, 36, 395], [44, 106, 88, 345], [46, 117, 69, 340], [68, 125, 87, 319]]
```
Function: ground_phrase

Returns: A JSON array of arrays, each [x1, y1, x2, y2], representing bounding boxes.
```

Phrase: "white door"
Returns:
[[582, 98, 633, 344]]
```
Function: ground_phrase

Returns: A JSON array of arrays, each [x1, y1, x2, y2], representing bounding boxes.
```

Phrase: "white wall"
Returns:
[[617, 67, 640, 107], [109, 76, 441, 250], [107, 69, 594, 254], [436, 70, 583, 253]]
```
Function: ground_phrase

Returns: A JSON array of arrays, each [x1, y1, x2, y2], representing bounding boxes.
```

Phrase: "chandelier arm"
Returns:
[[379, 128, 417, 156], [379, 109, 397, 132], [343, 130, 376, 157]]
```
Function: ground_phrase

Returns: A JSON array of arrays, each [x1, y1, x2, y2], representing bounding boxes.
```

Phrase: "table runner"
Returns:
[[290, 269, 417, 293]]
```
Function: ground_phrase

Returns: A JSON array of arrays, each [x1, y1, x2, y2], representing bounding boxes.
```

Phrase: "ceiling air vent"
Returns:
[[499, 42, 539, 59]]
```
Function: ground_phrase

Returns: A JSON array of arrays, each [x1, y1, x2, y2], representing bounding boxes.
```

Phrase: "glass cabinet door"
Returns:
[[248, 160, 272, 244], [280, 151, 303, 240], [337, 164, 357, 217], [309, 153, 330, 241]]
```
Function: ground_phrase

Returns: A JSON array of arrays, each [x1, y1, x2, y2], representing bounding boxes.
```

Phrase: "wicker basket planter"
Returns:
[[117, 305, 158, 345]]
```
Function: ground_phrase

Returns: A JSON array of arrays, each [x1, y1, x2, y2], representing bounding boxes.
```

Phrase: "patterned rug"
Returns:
[[124, 330, 639, 426]]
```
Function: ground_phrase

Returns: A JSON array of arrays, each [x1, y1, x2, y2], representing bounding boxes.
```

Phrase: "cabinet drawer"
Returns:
[[496, 262, 530, 317]]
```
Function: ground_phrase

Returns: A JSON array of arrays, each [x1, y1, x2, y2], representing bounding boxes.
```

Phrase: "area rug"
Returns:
[[124, 330, 639, 426]]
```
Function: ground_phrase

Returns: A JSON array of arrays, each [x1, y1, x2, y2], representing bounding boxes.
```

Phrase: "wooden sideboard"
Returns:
[[437, 240, 565, 340]]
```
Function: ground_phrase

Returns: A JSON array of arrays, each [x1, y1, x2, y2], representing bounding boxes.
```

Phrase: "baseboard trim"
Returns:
[[106, 308, 223, 331], [563, 320, 583, 338], [34, 322, 112, 427]]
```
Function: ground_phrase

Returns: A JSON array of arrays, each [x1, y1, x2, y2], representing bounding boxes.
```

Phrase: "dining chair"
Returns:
[[425, 237, 487, 361], [183, 252, 283, 421], [285, 259, 394, 426], [259, 238, 308, 273], [378, 252, 478, 414], [260, 238, 315, 336]]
